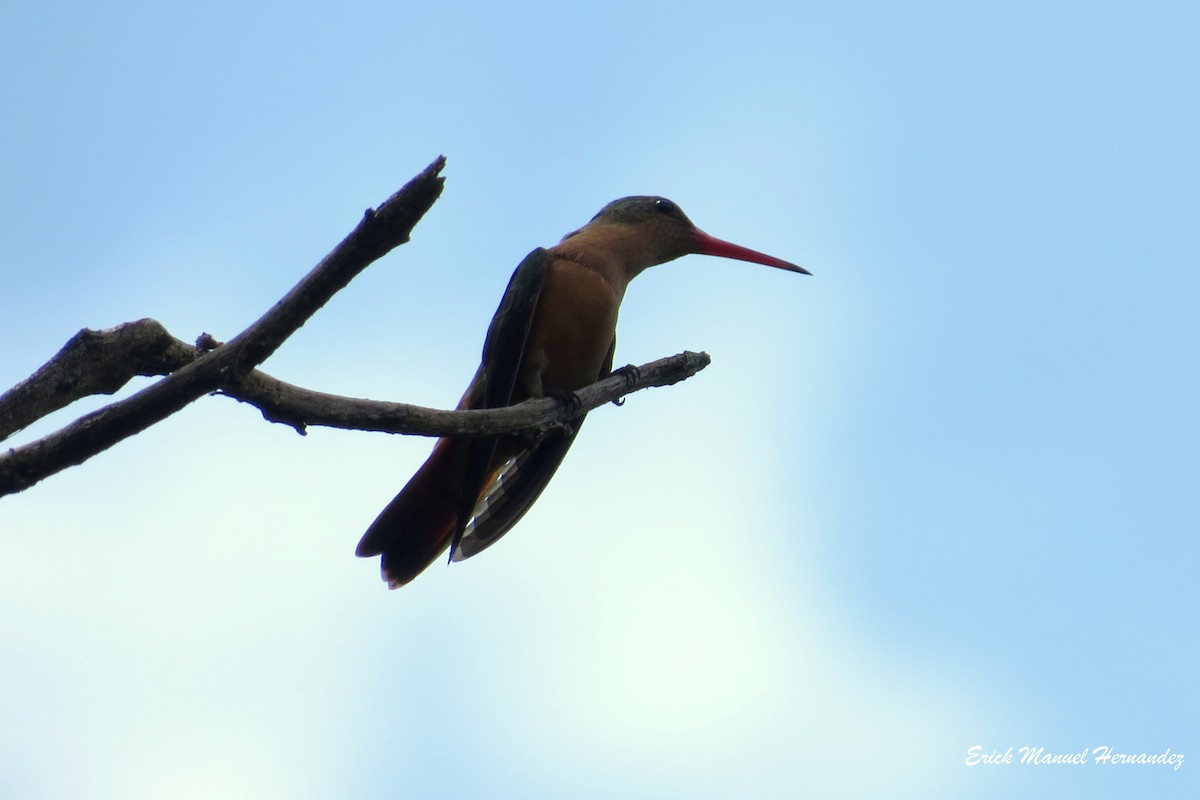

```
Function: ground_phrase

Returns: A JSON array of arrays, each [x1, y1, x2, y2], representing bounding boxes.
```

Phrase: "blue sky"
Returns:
[[2, 2, 1197, 798]]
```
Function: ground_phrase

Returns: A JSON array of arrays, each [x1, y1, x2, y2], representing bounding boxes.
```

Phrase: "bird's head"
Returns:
[[563, 195, 810, 277]]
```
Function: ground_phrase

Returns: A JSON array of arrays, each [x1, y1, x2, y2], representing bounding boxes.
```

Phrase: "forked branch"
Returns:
[[0, 157, 710, 498]]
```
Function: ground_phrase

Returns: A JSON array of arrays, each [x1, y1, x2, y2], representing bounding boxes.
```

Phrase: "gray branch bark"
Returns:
[[0, 157, 711, 498]]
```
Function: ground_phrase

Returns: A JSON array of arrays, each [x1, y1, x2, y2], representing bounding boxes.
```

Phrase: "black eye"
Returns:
[[654, 198, 678, 216]]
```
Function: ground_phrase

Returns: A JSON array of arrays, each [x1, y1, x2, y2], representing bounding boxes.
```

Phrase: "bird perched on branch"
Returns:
[[357, 196, 808, 587]]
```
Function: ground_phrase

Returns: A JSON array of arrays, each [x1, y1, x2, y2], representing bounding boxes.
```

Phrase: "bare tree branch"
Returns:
[[222, 350, 710, 437], [0, 156, 447, 496], [0, 156, 714, 500], [0, 319, 194, 441], [2, 313, 710, 447]]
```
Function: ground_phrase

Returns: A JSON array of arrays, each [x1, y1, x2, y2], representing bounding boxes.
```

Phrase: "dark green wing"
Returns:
[[449, 248, 548, 558], [478, 248, 548, 409]]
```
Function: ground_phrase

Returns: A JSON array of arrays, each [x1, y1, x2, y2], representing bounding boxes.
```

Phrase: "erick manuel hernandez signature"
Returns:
[[965, 745, 1184, 771]]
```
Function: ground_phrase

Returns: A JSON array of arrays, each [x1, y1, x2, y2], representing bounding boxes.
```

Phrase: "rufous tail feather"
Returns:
[[356, 438, 471, 588]]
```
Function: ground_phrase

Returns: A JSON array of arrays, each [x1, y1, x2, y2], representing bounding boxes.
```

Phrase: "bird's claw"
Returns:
[[546, 388, 583, 415], [609, 363, 642, 406]]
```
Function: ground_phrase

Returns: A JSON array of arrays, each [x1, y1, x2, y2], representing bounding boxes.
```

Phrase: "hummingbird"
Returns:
[[356, 196, 808, 587]]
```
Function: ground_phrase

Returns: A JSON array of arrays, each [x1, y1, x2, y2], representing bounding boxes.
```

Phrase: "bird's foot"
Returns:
[[609, 363, 642, 406], [545, 388, 583, 415]]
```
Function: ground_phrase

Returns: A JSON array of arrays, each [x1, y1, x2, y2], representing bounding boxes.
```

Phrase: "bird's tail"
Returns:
[[356, 437, 472, 589]]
